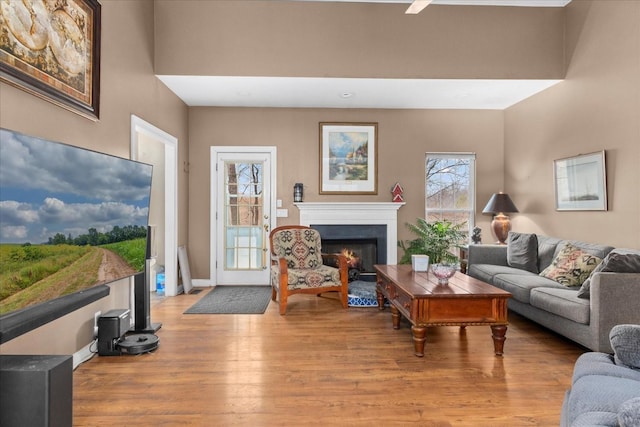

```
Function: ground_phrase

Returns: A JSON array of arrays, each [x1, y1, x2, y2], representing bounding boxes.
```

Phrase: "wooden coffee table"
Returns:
[[375, 264, 511, 357]]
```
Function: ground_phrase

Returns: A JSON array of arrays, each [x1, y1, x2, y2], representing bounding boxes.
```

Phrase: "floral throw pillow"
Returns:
[[539, 243, 602, 287]]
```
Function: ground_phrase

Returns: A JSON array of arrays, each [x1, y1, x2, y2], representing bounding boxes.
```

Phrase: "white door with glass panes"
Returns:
[[211, 147, 276, 285]]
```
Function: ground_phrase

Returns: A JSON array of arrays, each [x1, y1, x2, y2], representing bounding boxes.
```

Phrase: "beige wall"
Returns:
[[188, 108, 504, 279], [155, 0, 565, 79], [504, 0, 640, 249], [0, 0, 189, 355]]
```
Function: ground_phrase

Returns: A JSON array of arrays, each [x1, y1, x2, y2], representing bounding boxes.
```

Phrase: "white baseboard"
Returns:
[[73, 339, 97, 370], [192, 279, 214, 287]]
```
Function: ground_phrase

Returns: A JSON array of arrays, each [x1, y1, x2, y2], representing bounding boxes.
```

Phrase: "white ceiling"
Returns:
[[158, 76, 562, 110], [158, 0, 570, 110]]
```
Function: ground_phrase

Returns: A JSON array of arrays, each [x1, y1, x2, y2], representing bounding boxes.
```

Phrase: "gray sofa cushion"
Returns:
[[466, 264, 528, 284], [493, 273, 564, 303], [536, 235, 562, 272], [610, 324, 640, 369], [529, 287, 590, 324], [507, 232, 538, 273], [578, 251, 640, 299]]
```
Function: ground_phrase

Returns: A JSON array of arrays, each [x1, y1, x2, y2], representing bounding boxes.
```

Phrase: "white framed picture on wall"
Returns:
[[554, 151, 607, 211]]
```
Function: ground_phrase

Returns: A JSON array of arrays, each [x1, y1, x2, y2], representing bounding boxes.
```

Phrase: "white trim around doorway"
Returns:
[[210, 146, 277, 285], [130, 115, 179, 296]]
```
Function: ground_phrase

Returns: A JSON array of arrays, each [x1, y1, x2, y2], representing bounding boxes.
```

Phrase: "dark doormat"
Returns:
[[184, 285, 272, 314]]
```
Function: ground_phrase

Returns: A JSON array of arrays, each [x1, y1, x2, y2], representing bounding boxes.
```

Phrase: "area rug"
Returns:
[[184, 285, 272, 314]]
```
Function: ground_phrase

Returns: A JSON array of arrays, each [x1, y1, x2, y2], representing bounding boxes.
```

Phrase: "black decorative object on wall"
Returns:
[[294, 183, 303, 202]]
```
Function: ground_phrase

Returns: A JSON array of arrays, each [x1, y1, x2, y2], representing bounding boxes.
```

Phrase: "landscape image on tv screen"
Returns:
[[0, 128, 153, 316]]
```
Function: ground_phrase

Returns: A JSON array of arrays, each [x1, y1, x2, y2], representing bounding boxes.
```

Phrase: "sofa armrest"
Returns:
[[609, 324, 640, 369], [590, 272, 640, 353], [618, 397, 640, 427], [467, 244, 508, 267]]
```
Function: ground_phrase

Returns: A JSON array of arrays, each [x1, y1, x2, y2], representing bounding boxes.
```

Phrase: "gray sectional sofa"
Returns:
[[467, 233, 640, 353], [561, 324, 640, 427]]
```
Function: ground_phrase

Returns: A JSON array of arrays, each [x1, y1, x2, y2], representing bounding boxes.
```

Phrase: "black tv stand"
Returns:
[[131, 322, 162, 334], [131, 270, 162, 334]]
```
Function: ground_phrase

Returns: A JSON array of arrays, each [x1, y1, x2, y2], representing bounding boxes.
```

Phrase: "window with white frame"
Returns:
[[425, 152, 476, 240]]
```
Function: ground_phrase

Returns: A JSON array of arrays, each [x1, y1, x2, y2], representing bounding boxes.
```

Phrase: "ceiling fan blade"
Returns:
[[405, 0, 433, 14]]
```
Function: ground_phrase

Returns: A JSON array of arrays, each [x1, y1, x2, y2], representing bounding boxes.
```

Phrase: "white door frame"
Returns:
[[210, 146, 277, 285], [131, 115, 179, 296]]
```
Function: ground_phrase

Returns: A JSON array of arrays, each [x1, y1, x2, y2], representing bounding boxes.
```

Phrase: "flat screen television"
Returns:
[[0, 128, 153, 343]]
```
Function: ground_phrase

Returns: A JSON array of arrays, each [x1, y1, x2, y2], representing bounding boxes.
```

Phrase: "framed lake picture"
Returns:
[[319, 122, 378, 195], [554, 151, 607, 211], [0, 0, 101, 120]]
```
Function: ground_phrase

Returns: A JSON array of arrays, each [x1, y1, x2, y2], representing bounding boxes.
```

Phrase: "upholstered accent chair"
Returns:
[[269, 225, 349, 315]]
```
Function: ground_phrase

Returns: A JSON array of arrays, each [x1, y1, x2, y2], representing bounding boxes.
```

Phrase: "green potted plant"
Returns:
[[398, 219, 466, 283]]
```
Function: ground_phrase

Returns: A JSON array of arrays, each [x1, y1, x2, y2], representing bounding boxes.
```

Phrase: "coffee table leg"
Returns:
[[376, 290, 385, 311], [491, 324, 507, 356], [411, 325, 426, 357], [390, 305, 401, 329]]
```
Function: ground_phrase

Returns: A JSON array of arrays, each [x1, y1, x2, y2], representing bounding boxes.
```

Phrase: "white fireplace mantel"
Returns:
[[295, 202, 405, 264]]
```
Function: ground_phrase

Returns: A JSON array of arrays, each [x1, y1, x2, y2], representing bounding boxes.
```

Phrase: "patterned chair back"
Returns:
[[271, 227, 323, 269]]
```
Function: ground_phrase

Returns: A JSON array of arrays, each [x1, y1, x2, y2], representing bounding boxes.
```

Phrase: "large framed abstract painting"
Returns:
[[554, 151, 607, 211], [0, 0, 101, 120], [319, 122, 378, 195]]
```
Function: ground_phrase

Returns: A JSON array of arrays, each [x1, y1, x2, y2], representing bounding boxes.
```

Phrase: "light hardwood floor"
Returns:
[[73, 289, 585, 426]]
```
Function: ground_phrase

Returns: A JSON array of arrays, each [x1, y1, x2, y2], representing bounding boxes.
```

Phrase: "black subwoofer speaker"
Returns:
[[0, 355, 73, 427], [97, 308, 131, 356]]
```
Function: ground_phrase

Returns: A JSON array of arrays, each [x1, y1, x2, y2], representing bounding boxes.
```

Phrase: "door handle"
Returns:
[[263, 214, 270, 233], [262, 218, 270, 268]]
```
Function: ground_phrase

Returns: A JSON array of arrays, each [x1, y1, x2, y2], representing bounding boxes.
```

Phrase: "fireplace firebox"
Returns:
[[312, 225, 387, 282]]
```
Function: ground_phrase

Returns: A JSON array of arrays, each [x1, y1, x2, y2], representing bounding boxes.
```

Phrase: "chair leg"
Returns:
[[271, 287, 277, 301], [340, 271, 349, 308], [340, 289, 348, 309], [279, 293, 287, 315]]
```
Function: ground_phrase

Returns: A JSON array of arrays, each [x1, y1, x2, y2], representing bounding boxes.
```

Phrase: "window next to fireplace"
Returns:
[[311, 224, 387, 282]]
